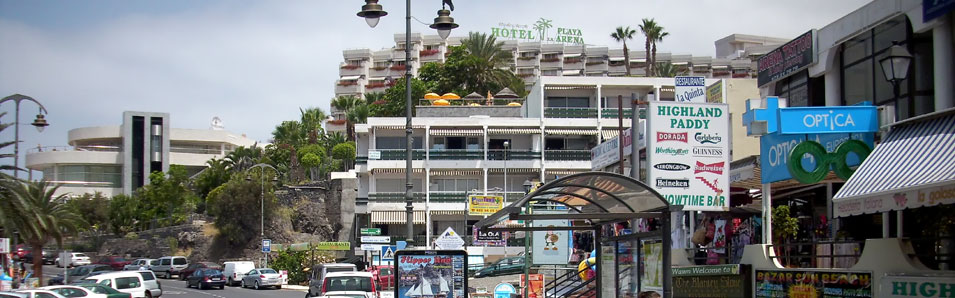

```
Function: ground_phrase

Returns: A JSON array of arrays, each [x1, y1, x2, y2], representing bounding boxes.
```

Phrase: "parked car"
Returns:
[[308, 263, 357, 296], [75, 284, 134, 298], [40, 285, 129, 298], [56, 253, 92, 268], [96, 256, 131, 271], [239, 268, 283, 290], [124, 259, 158, 271], [150, 256, 187, 279], [83, 271, 150, 298], [47, 264, 114, 285], [13, 245, 29, 261], [0, 292, 29, 298], [186, 269, 226, 290], [132, 270, 162, 298], [10, 290, 66, 298], [367, 265, 394, 290], [221, 261, 255, 286], [23, 250, 56, 265], [473, 257, 524, 278], [178, 262, 221, 280], [317, 272, 377, 298]]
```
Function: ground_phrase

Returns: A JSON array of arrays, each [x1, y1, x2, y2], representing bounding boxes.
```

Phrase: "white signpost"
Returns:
[[647, 101, 730, 211], [0, 238, 8, 254], [674, 76, 707, 102], [361, 236, 391, 244], [434, 227, 465, 250]]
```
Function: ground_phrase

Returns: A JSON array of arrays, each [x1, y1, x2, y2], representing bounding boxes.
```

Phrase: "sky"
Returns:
[[0, 0, 871, 171]]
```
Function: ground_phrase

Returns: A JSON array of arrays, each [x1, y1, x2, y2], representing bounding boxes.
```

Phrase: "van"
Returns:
[[222, 261, 256, 286], [135, 270, 163, 298], [151, 256, 188, 279], [307, 263, 357, 297], [83, 271, 152, 298]]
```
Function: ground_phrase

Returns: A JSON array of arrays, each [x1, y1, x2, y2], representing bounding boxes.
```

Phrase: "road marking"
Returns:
[[170, 287, 228, 298]]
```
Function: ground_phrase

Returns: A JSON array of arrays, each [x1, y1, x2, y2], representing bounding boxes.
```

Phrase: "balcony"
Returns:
[[544, 150, 592, 161], [600, 108, 645, 119], [339, 64, 365, 77], [365, 81, 389, 92], [516, 56, 539, 67], [540, 57, 561, 69], [368, 191, 467, 203], [335, 81, 361, 94], [563, 58, 583, 70], [372, 149, 426, 160], [370, 67, 391, 78], [428, 149, 483, 160], [544, 107, 598, 118], [488, 150, 541, 160]]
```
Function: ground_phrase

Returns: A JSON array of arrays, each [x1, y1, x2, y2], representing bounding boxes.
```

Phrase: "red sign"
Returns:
[[657, 132, 688, 143], [694, 161, 725, 175]]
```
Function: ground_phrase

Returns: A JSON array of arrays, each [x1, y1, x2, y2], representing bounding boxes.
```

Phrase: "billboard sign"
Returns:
[[675, 76, 707, 102], [590, 121, 646, 170], [706, 80, 724, 103], [531, 215, 570, 265], [395, 250, 467, 298], [755, 269, 872, 297], [468, 195, 504, 215], [647, 102, 730, 211], [757, 30, 815, 87]]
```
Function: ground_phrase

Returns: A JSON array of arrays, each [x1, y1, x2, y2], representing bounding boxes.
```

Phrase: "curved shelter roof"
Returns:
[[475, 172, 675, 231]]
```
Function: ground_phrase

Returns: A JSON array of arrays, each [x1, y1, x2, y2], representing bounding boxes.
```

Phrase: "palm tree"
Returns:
[[460, 32, 513, 68], [639, 19, 664, 76], [654, 62, 686, 78], [331, 95, 363, 141], [272, 120, 305, 147], [299, 107, 327, 144], [611, 26, 637, 76], [11, 180, 84, 285], [346, 104, 370, 129], [651, 26, 670, 77], [225, 145, 262, 172], [459, 32, 519, 93]]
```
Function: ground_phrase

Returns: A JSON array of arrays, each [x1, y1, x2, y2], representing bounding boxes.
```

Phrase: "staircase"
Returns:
[[544, 266, 597, 298]]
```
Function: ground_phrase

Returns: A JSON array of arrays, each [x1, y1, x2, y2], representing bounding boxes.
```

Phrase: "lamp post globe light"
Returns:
[[357, 0, 458, 244], [1, 94, 50, 179], [878, 42, 913, 104], [247, 163, 277, 267]]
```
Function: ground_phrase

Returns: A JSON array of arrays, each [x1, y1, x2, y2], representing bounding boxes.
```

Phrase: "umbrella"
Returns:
[[441, 93, 461, 100], [433, 99, 450, 106], [507, 102, 522, 107], [463, 92, 484, 99], [494, 88, 520, 98], [424, 93, 441, 100]]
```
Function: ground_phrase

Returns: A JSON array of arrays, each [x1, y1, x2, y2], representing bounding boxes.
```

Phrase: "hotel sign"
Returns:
[[757, 30, 815, 87], [490, 18, 585, 44]]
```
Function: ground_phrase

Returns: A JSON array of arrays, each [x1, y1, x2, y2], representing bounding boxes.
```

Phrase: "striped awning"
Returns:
[[601, 129, 624, 140], [488, 128, 541, 135], [430, 169, 482, 176], [833, 113, 955, 217], [545, 169, 588, 176], [372, 168, 425, 174], [545, 128, 598, 135], [374, 125, 424, 130], [431, 128, 483, 136], [372, 211, 426, 224], [488, 168, 540, 174]]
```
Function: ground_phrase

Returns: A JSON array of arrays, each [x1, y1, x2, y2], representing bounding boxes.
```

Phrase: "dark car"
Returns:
[[95, 256, 131, 271], [187, 268, 226, 290], [23, 250, 56, 265], [179, 262, 223, 280], [473, 257, 524, 278], [47, 264, 115, 285]]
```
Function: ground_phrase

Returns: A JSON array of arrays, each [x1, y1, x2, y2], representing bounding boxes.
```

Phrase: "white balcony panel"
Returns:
[[26, 151, 121, 169]]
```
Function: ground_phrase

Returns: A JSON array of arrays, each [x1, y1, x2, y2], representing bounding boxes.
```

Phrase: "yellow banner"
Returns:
[[468, 195, 504, 215]]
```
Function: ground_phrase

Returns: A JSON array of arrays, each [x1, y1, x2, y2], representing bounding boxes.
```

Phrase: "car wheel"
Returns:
[[241, 279, 246, 288], [275, 285, 282, 290], [200, 282, 206, 290], [228, 278, 234, 287], [165, 271, 171, 279], [254, 281, 260, 290], [219, 285, 225, 290], [146, 291, 153, 298]]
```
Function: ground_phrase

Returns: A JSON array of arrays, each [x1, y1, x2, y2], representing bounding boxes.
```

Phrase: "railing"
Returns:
[[368, 192, 467, 203], [767, 240, 865, 268], [427, 191, 468, 202], [599, 108, 645, 119], [29, 145, 122, 153], [169, 146, 221, 155], [488, 150, 541, 160], [356, 156, 368, 164], [545, 150, 592, 161], [545, 107, 598, 118], [485, 192, 526, 203], [375, 149, 426, 160], [429, 149, 483, 160], [545, 264, 595, 298]]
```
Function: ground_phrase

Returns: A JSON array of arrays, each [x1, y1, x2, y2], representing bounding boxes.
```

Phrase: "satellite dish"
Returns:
[[211, 116, 224, 130]]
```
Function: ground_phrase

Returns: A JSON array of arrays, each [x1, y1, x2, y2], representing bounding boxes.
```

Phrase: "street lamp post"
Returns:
[[247, 163, 277, 267], [358, 0, 458, 245], [879, 42, 913, 105], [1, 94, 50, 179], [503, 141, 509, 205]]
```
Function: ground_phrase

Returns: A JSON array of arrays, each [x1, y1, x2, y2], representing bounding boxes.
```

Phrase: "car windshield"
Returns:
[[327, 267, 354, 273], [79, 284, 120, 294], [324, 276, 372, 292], [202, 269, 221, 275], [113, 257, 126, 262], [149, 260, 159, 266], [329, 295, 367, 298], [75, 253, 87, 258], [259, 269, 277, 274]]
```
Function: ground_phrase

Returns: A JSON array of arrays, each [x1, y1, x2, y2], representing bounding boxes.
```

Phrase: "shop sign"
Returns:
[[882, 274, 955, 297], [468, 195, 504, 215], [755, 269, 873, 297], [590, 121, 646, 170], [923, 0, 955, 23], [531, 213, 569, 265], [648, 102, 730, 211], [472, 226, 507, 246], [777, 106, 879, 134], [706, 80, 724, 103], [521, 274, 545, 298], [675, 76, 707, 102], [0, 238, 8, 254], [672, 265, 740, 276], [490, 18, 585, 44], [759, 132, 874, 184], [672, 265, 750, 298], [835, 183, 955, 217], [314, 241, 351, 251], [757, 30, 815, 87]]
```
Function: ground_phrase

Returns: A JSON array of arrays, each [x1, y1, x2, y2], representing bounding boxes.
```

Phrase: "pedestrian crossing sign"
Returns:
[[380, 246, 396, 261]]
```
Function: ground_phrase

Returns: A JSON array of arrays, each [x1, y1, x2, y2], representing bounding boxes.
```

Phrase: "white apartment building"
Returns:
[[352, 76, 760, 244], [26, 111, 257, 198], [328, 33, 785, 133]]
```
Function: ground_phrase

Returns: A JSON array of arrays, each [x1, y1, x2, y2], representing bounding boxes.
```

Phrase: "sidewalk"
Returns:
[[284, 284, 308, 292]]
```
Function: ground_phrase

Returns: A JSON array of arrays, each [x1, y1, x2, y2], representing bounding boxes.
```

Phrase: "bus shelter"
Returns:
[[474, 172, 680, 298]]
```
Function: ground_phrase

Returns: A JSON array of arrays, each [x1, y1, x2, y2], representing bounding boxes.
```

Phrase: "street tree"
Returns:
[[611, 26, 637, 76], [10, 181, 84, 285]]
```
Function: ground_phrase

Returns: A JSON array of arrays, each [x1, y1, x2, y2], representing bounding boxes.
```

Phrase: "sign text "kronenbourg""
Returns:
[[675, 76, 707, 103], [648, 102, 730, 211]]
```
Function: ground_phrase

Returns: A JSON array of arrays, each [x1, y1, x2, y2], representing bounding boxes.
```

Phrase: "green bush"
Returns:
[[124, 232, 139, 240], [271, 249, 310, 285]]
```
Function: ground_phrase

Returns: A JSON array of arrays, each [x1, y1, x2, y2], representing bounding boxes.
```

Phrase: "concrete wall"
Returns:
[[726, 79, 762, 161]]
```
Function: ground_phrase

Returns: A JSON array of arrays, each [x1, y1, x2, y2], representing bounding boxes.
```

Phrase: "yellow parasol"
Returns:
[[441, 93, 461, 100], [424, 93, 441, 100], [433, 99, 451, 106]]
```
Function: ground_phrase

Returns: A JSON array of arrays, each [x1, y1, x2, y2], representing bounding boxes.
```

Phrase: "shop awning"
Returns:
[[602, 129, 626, 140], [545, 128, 598, 135], [430, 169, 482, 176], [374, 125, 424, 130], [430, 128, 483, 136], [372, 211, 426, 224], [488, 128, 541, 135], [833, 112, 955, 217], [371, 168, 425, 174]]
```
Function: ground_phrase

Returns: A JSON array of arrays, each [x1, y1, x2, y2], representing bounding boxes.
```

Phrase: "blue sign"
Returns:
[[924, 0, 955, 22], [262, 239, 271, 253], [777, 106, 879, 134], [380, 246, 397, 261], [742, 97, 786, 136], [494, 283, 516, 298], [759, 132, 874, 183]]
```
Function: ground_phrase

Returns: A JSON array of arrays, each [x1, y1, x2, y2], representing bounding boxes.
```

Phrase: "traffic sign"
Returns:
[[361, 236, 391, 244], [360, 228, 382, 236], [380, 246, 396, 261], [434, 227, 465, 250], [262, 239, 272, 253], [360, 244, 384, 251], [494, 283, 516, 298]]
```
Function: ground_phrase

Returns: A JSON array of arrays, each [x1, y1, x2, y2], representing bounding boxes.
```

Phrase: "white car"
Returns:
[[55, 253, 91, 268], [124, 259, 158, 271], [12, 290, 67, 298], [314, 272, 377, 298], [83, 271, 151, 298], [40, 286, 110, 298], [222, 261, 255, 286], [240, 268, 283, 290]]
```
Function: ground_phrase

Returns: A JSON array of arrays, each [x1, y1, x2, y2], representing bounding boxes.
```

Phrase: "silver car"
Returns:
[[124, 259, 158, 271], [239, 268, 283, 290]]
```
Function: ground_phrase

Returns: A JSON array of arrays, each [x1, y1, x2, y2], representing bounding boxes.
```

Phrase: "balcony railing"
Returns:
[[429, 149, 483, 160], [368, 191, 467, 203], [29, 145, 122, 153], [488, 150, 541, 160], [170, 146, 222, 155], [544, 150, 592, 161], [374, 149, 426, 160], [544, 107, 598, 118], [599, 108, 645, 119]]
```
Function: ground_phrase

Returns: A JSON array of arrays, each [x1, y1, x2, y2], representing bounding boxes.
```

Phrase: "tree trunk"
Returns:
[[31, 243, 43, 286], [623, 42, 631, 76], [651, 42, 658, 77], [644, 38, 651, 76], [346, 121, 355, 142]]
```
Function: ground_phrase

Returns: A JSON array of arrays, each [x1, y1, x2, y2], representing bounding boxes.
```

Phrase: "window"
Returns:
[[546, 97, 590, 108], [98, 280, 111, 287], [376, 179, 423, 192], [375, 136, 423, 149], [139, 272, 156, 281], [173, 258, 186, 265], [325, 276, 373, 292], [115, 277, 141, 289], [36, 294, 58, 298], [161, 259, 170, 265], [774, 70, 811, 107], [431, 179, 479, 192], [545, 138, 565, 150], [545, 137, 590, 150]]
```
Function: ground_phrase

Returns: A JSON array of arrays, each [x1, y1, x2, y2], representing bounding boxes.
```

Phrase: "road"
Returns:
[[37, 264, 307, 298]]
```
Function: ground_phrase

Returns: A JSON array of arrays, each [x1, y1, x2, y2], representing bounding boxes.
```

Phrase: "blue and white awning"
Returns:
[[833, 113, 955, 217]]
